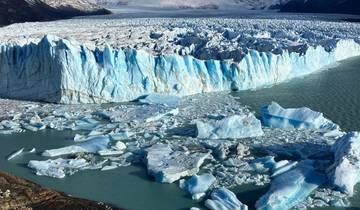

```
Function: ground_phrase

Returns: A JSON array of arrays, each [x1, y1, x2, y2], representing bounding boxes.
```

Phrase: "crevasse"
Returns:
[[1, 35, 360, 104]]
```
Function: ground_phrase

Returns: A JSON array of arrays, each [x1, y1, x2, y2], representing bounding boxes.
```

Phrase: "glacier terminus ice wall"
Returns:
[[2, 17, 360, 104], [1, 35, 360, 104]]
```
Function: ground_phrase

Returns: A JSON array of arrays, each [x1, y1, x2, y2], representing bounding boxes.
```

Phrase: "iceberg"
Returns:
[[139, 93, 181, 108], [205, 187, 248, 210], [28, 158, 89, 179], [144, 144, 210, 183], [330, 132, 360, 196], [196, 114, 263, 139], [1, 35, 359, 104], [42, 135, 110, 157], [261, 102, 339, 130], [256, 161, 327, 210], [180, 173, 216, 200]]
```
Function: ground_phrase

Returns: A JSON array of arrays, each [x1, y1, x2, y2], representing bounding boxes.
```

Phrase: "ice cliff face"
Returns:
[[1, 34, 360, 104]]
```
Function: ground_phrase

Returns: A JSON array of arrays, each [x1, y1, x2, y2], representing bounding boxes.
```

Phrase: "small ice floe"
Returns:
[[261, 102, 339, 131], [7, 148, 25, 160], [205, 187, 248, 210], [139, 93, 181, 108], [145, 108, 179, 123], [196, 114, 263, 139], [330, 132, 360, 196], [98, 150, 124, 156], [28, 158, 89, 179], [42, 135, 110, 157], [110, 131, 134, 141], [144, 144, 210, 183], [179, 173, 216, 200], [256, 160, 327, 210]]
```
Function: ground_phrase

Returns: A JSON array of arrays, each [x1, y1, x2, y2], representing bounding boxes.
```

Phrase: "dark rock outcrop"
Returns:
[[0, 0, 111, 26], [0, 172, 122, 210]]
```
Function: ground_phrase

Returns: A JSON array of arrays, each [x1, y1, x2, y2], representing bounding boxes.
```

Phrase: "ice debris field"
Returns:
[[0, 91, 358, 210], [1, 18, 360, 103], [1, 16, 360, 210]]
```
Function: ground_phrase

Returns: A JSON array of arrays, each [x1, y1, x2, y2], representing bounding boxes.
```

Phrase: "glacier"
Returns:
[[1, 34, 360, 104]]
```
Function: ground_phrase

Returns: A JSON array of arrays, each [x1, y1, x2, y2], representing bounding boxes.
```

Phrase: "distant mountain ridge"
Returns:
[[0, 0, 111, 26], [280, 0, 360, 15]]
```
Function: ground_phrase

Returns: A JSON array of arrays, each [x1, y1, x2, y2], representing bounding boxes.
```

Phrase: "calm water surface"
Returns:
[[0, 57, 360, 210]]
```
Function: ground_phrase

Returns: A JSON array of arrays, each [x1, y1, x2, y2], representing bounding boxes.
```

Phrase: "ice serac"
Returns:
[[1, 35, 360, 104], [330, 132, 360, 196], [196, 114, 263, 139], [261, 102, 339, 130], [256, 161, 327, 210], [205, 187, 248, 210], [144, 144, 210, 183]]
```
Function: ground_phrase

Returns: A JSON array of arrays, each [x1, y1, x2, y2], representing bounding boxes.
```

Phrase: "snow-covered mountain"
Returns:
[[280, 0, 360, 15], [0, 0, 110, 26], [88, 0, 281, 10]]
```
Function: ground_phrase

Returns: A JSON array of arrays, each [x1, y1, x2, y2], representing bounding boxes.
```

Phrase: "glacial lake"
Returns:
[[0, 56, 360, 210]]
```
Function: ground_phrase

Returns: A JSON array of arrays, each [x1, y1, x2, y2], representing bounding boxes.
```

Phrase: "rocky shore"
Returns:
[[0, 172, 122, 210]]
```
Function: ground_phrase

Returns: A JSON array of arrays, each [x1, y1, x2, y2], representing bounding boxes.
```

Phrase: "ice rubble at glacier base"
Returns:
[[1, 92, 359, 210]]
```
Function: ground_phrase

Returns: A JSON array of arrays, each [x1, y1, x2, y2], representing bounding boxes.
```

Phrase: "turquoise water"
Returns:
[[0, 57, 360, 210]]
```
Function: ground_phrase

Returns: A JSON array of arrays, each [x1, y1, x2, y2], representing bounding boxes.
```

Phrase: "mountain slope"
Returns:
[[0, 0, 111, 26], [280, 0, 360, 15], [88, 0, 281, 10]]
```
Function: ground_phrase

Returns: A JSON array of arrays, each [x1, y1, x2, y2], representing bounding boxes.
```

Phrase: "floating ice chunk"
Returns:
[[261, 102, 339, 131], [101, 164, 118, 171], [98, 150, 124, 156], [145, 108, 179, 123], [110, 131, 134, 141], [180, 173, 216, 200], [74, 134, 86, 142], [139, 94, 181, 108], [73, 118, 100, 131], [145, 144, 210, 183], [113, 141, 127, 151], [330, 132, 360, 196], [190, 208, 201, 210], [7, 147, 24, 160], [196, 114, 263, 139], [28, 158, 88, 179], [251, 156, 298, 177], [256, 161, 326, 210], [205, 187, 248, 210], [42, 135, 110, 157]]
